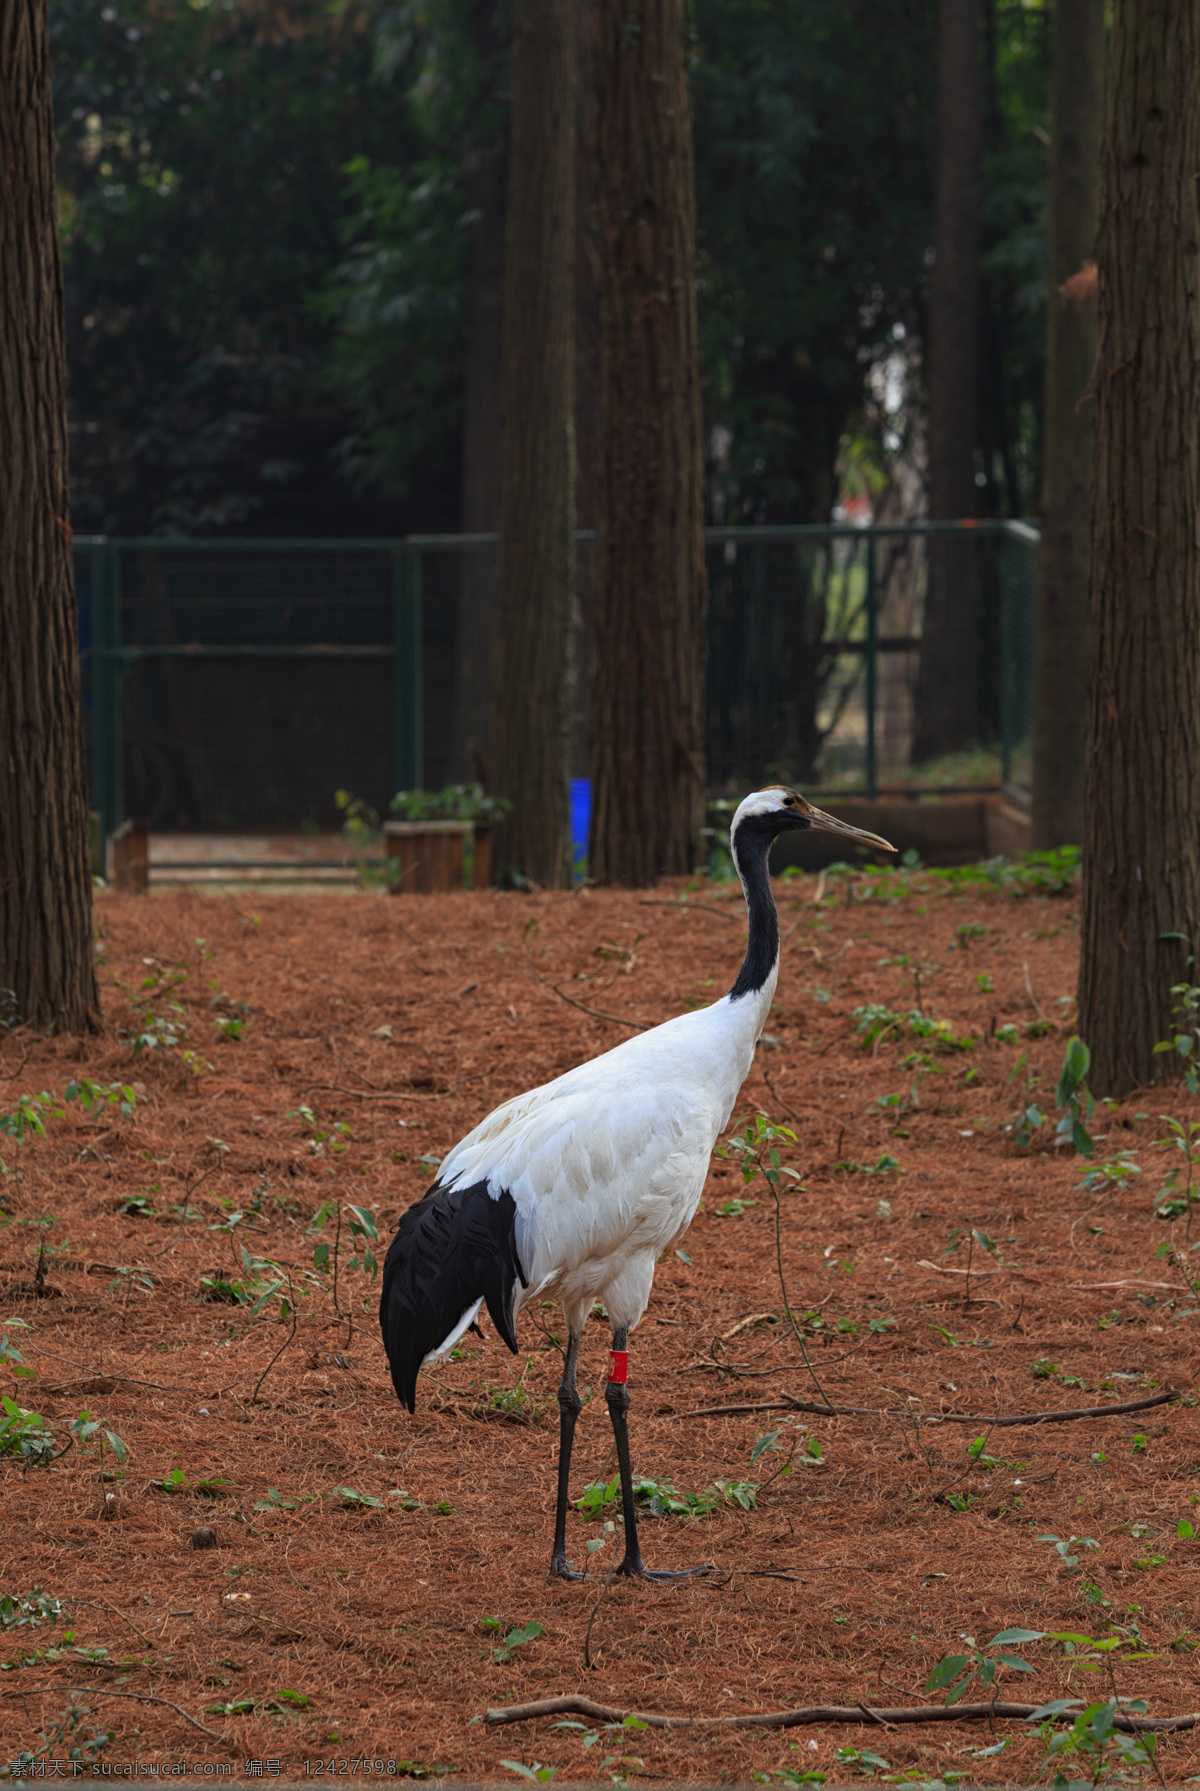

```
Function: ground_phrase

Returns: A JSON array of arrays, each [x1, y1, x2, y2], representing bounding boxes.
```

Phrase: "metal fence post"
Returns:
[[865, 536, 878, 800], [394, 542, 423, 791]]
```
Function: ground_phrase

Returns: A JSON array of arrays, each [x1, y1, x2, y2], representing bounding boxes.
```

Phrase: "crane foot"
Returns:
[[549, 1553, 587, 1582], [613, 1556, 713, 1581]]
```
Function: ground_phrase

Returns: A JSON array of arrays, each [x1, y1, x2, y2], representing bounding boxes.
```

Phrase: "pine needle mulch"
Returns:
[[2, 869, 1199, 1784]]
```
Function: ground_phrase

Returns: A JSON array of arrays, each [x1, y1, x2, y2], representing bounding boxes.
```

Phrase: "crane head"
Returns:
[[731, 785, 896, 856]]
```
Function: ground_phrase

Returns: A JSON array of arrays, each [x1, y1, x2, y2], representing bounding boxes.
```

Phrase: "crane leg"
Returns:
[[549, 1325, 585, 1580], [606, 1327, 713, 1582]]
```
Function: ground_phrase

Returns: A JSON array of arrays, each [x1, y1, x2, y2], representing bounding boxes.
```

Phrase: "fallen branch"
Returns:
[[484, 1694, 1199, 1734], [2, 1686, 226, 1743], [546, 984, 651, 1032], [669, 1389, 1178, 1426], [305, 1075, 487, 1102], [637, 898, 741, 922]]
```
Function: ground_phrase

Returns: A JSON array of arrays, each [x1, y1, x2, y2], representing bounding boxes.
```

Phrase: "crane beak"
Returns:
[[804, 804, 896, 856]]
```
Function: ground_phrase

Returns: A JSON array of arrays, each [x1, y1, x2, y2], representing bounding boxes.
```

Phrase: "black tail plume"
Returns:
[[379, 1179, 526, 1412]]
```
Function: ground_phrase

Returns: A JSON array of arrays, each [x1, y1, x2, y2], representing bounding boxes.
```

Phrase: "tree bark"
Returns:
[[487, 0, 576, 887], [0, 0, 100, 1034], [911, 0, 983, 764], [452, 100, 508, 782], [588, 0, 707, 887], [1078, 0, 1200, 1097], [1030, 0, 1105, 849]]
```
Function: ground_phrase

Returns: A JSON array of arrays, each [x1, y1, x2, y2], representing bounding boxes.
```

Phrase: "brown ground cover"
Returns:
[[2, 866, 1200, 1784]]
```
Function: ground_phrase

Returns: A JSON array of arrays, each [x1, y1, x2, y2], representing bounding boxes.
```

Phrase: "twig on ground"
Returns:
[[1023, 962, 1046, 1021], [668, 1389, 1178, 1426], [545, 983, 651, 1031], [305, 1075, 487, 1102], [1, 1686, 226, 1743], [484, 1694, 1200, 1734], [768, 1176, 832, 1411], [521, 922, 652, 1031], [637, 898, 741, 921]]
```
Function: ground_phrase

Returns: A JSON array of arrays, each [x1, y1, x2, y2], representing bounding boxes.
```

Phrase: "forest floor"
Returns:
[[3, 864, 1200, 1785]]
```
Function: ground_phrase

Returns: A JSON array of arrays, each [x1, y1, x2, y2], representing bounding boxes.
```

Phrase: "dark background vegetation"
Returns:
[[53, 0, 1052, 540]]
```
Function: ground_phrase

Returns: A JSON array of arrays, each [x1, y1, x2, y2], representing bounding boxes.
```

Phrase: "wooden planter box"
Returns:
[[383, 821, 491, 893]]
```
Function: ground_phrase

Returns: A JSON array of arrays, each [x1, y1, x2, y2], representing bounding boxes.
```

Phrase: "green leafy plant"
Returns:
[[6, 1695, 113, 1778], [390, 782, 510, 826], [575, 1474, 757, 1520], [0, 1590, 64, 1632], [330, 1485, 383, 1509], [0, 1396, 55, 1466], [1038, 1534, 1100, 1574], [1054, 1037, 1096, 1157], [925, 1627, 1041, 1703], [1079, 1152, 1141, 1198], [832, 1746, 890, 1777], [0, 1093, 60, 1144], [1032, 1696, 1158, 1788], [482, 1616, 544, 1664], [69, 1412, 127, 1469], [835, 1152, 901, 1177], [1153, 978, 1200, 1094]]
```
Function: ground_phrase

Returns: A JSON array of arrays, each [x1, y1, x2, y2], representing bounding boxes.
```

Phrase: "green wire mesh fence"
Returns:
[[74, 520, 1037, 838]]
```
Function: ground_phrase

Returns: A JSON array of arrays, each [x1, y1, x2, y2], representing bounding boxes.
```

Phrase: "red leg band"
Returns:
[[608, 1350, 628, 1385]]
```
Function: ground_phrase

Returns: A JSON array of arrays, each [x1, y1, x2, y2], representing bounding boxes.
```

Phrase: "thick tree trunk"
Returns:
[[0, 0, 100, 1034], [487, 0, 576, 886], [912, 0, 983, 764], [452, 127, 507, 781], [588, 0, 707, 887], [1030, 0, 1105, 849], [1078, 0, 1200, 1097]]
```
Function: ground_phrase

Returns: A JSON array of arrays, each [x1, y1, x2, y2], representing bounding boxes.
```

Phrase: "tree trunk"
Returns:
[[588, 0, 707, 887], [1078, 0, 1200, 1097], [911, 0, 983, 764], [0, 0, 100, 1034], [1030, 0, 1105, 849], [452, 119, 507, 782], [487, 0, 576, 887]]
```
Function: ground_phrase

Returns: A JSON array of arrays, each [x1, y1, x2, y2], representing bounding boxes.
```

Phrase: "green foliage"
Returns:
[[0, 1093, 60, 1144], [1055, 1037, 1096, 1158], [481, 1617, 544, 1665], [0, 1397, 55, 1467], [852, 1005, 974, 1054], [53, 0, 409, 533], [1153, 980, 1200, 1093], [69, 1412, 127, 1469], [575, 1474, 757, 1521], [6, 1695, 113, 1778], [925, 1627, 1041, 1704], [1154, 1116, 1200, 1225], [390, 783, 509, 826], [718, 1112, 801, 1193], [0, 1591, 64, 1633], [1037, 1534, 1100, 1574], [1032, 1697, 1157, 1788]]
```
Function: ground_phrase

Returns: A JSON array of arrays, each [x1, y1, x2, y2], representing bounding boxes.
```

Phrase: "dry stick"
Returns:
[[520, 930, 651, 1031], [636, 898, 740, 921], [484, 1695, 1199, 1735], [1, 1687, 226, 1743], [769, 1178, 832, 1411], [251, 1295, 299, 1404], [304, 1075, 488, 1102], [669, 1389, 1178, 1426], [1023, 961, 1047, 1021]]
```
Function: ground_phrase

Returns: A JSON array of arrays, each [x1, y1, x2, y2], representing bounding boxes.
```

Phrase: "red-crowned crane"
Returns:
[[379, 786, 894, 1578]]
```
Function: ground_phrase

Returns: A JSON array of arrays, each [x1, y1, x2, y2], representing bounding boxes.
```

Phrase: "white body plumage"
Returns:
[[430, 957, 777, 1353]]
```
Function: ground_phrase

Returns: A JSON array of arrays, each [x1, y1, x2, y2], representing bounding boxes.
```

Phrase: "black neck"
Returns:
[[728, 817, 780, 1000]]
